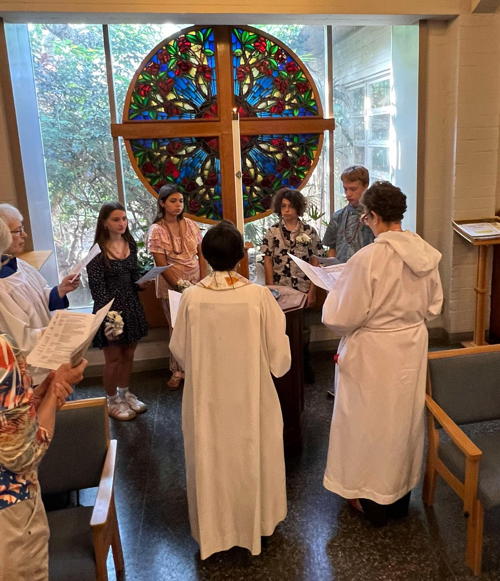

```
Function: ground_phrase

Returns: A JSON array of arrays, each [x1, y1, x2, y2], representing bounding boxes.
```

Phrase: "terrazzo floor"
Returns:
[[73, 351, 500, 581]]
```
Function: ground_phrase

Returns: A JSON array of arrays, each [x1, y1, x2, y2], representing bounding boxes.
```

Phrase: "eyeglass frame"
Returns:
[[9, 225, 26, 235], [359, 210, 372, 225]]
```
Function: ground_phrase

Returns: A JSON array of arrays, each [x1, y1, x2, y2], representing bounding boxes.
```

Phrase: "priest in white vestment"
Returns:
[[170, 220, 291, 559], [0, 204, 79, 382], [322, 182, 443, 526]]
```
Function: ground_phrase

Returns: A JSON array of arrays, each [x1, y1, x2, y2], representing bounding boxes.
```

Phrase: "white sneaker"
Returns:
[[107, 395, 136, 421], [123, 391, 147, 414]]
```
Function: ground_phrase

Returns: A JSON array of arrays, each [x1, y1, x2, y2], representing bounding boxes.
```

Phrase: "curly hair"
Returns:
[[271, 188, 306, 217], [361, 181, 407, 223]]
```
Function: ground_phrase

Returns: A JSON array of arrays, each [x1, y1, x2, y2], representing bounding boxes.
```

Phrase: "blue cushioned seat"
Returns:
[[423, 345, 500, 576]]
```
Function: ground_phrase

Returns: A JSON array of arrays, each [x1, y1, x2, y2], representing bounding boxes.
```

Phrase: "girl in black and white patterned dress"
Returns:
[[87, 202, 148, 421]]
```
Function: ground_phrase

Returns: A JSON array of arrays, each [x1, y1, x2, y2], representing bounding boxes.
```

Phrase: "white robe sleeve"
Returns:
[[322, 249, 373, 335], [169, 291, 189, 369], [0, 289, 44, 354], [426, 268, 444, 320], [261, 288, 291, 378]]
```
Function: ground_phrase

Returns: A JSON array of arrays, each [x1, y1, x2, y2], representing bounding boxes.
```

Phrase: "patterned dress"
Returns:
[[261, 220, 324, 293], [87, 242, 148, 349], [0, 334, 50, 510]]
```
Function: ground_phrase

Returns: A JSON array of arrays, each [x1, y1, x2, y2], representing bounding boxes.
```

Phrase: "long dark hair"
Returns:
[[93, 202, 136, 260], [153, 184, 184, 224]]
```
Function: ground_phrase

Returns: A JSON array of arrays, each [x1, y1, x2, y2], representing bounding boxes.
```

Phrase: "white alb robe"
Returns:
[[0, 259, 55, 383], [322, 231, 443, 504], [170, 272, 291, 559]]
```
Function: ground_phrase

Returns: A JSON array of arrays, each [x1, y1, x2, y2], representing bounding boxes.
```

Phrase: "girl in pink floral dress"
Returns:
[[147, 184, 207, 388]]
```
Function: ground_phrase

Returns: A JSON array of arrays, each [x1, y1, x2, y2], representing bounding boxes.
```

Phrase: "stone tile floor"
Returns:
[[74, 351, 500, 580]]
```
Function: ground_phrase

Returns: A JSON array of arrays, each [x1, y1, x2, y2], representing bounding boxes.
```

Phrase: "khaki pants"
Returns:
[[0, 486, 49, 581]]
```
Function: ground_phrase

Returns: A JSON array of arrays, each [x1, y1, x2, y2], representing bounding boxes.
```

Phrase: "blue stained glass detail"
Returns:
[[231, 28, 319, 119], [128, 27, 217, 121], [125, 26, 323, 223], [130, 136, 222, 220], [240, 133, 320, 218]]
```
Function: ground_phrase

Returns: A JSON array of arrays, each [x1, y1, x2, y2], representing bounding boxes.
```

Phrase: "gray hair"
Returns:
[[0, 203, 23, 224], [0, 217, 12, 255]]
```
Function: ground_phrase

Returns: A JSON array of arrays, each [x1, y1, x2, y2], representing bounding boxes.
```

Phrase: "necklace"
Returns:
[[344, 207, 362, 245], [106, 239, 129, 260], [162, 219, 185, 255]]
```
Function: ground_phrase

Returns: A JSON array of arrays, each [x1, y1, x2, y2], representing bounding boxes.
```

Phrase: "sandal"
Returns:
[[107, 395, 136, 421], [166, 372, 184, 390]]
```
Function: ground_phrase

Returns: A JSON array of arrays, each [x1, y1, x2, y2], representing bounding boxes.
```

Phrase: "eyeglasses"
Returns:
[[10, 226, 25, 235]]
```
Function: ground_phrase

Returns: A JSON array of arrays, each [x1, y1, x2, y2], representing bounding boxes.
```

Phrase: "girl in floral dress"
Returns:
[[147, 184, 207, 389]]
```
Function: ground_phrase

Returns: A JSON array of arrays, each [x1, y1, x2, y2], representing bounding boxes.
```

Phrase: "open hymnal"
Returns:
[[288, 253, 345, 291], [135, 265, 171, 285], [70, 243, 101, 281], [457, 222, 500, 239], [27, 299, 114, 370]]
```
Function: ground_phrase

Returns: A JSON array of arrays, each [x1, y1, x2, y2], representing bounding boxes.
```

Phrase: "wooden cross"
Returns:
[[111, 26, 334, 234]]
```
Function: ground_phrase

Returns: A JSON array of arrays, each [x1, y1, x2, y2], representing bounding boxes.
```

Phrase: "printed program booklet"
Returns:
[[27, 299, 114, 369], [287, 253, 345, 291]]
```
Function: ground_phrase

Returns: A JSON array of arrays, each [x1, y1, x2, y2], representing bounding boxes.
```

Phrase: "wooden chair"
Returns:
[[38, 397, 124, 581], [423, 344, 500, 575]]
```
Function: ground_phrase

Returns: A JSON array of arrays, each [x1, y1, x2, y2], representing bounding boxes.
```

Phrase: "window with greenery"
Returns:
[[28, 23, 186, 307], [14, 23, 414, 300], [334, 73, 392, 209], [27, 23, 328, 297]]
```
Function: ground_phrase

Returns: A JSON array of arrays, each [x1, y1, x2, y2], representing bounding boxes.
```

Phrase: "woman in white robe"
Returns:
[[170, 220, 291, 559], [322, 181, 443, 526], [0, 204, 79, 383]]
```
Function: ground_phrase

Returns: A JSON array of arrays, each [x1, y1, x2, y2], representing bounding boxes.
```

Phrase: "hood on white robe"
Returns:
[[375, 231, 441, 277]]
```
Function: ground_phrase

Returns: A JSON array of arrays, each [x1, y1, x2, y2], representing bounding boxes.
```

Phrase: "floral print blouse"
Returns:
[[261, 220, 324, 292], [0, 335, 50, 510]]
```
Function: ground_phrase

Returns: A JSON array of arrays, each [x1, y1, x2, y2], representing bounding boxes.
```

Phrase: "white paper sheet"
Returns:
[[70, 243, 101, 281], [135, 265, 170, 285], [27, 299, 114, 370], [288, 253, 346, 291], [168, 289, 182, 327]]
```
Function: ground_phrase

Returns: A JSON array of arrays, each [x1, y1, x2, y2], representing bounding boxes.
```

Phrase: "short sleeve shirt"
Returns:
[[322, 204, 374, 263], [260, 220, 324, 292]]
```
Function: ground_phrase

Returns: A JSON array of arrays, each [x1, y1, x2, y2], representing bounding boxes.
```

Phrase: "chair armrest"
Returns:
[[425, 394, 482, 459], [90, 439, 117, 527]]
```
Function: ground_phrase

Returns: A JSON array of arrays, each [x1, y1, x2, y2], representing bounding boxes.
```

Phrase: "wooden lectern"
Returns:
[[453, 218, 500, 346], [270, 286, 306, 455]]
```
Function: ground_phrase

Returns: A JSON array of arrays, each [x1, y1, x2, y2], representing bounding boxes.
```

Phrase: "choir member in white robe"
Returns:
[[170, 220, 291, 559], [322, 181, 443, 526], [0, 204, 79, 383]]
